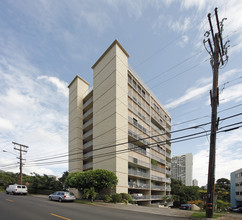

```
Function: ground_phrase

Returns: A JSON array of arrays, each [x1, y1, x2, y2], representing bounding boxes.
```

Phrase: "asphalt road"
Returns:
[[0, 192, 189, 220]]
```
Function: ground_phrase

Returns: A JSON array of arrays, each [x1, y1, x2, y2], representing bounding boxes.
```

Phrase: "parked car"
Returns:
[[6, 184, 28, 195], [49, 191, 76, 202], [179, 204, 192, 210], [229, 206, 242, 213]]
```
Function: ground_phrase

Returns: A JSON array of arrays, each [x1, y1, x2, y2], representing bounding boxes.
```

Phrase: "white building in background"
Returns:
[[171, 153, 193, 186], [231, 168, 242, 207], [192, 179, 198, 186]]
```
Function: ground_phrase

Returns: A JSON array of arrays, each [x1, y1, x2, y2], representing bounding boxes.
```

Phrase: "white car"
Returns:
[[6, 184, 28, 195]]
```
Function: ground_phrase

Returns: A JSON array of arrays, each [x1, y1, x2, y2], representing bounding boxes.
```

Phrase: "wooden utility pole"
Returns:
[[13, 142, 28, 185], [203, 8, 229, 218]]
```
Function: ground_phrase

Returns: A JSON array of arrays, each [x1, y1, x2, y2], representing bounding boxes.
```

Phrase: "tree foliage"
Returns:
[[171, 178, 200, 207], [65, 169, 118, 192]]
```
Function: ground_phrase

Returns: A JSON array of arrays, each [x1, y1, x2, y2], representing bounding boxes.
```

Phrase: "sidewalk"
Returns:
[[94, 202, 193, 218]]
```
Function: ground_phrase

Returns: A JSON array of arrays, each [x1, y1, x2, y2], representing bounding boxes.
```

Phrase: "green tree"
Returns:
[[215, 178, 230, 202], [65, 169, 118, 193], [171, 178, 200, 207]]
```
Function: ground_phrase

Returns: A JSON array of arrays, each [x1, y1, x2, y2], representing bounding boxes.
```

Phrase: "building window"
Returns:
[[133, 80, 137, 89], [142, 90, 146, 98], [138, 85, 141, 94], [133, 118, 138, 126], [236, 192, 239, 195], [128, 75, 132, 83]]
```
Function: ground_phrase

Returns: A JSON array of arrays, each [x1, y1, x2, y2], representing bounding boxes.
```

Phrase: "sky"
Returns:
[[0, 0, 242, 187]]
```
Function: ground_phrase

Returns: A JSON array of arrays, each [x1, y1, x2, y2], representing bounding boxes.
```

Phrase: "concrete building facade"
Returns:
[[192, 179, 198, 186], [230, 168, 242, 207], [68, 40, 171, 204], [171, 153, 193, 186]]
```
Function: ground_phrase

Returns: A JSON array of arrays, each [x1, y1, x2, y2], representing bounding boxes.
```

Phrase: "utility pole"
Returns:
[[203, 8, 229, 218], [13, 142, 29, 185]]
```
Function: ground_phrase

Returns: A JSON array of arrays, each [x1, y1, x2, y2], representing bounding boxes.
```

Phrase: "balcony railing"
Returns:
[[151, 164, 165, 174], [128, 156, 150, 168], [151, 185, 165, 191], [83, 97, 93, 109], [83, 118, 93, 129], [166, 170, 171, 175], [151, 195, 163, 200], [83, 162, 92, 170], [150, 154, 166, 165], [131, 194, 150, 200], [128, 168, 150, 178], [83, 129, 93, 139], [128, 130, 149, 146], [166, 178, 171, 183], [128, 143, 149, 157], [83, 107, 93, 119], [83, 140, 93, 150], [83, 151, 93, 159], [128, 182, 150, 189], [151, 175, 165, 182]]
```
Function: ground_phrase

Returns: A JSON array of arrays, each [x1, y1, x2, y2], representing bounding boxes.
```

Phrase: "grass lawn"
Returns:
[[74, 199, 93, 205], [190, 212, 223, 219]]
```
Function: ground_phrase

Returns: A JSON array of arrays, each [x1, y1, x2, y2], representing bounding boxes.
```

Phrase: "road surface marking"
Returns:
[[50, 213, 71, 220], [6, 199, 14, 202]]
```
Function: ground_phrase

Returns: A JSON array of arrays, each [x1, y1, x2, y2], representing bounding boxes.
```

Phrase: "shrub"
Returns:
[[111, 193, 123, 203], [121, 193, 134, 204], [100, 194, 112, 202]]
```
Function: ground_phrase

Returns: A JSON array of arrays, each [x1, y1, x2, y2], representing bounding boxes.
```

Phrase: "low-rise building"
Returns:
[[230, 168, 242, 207]]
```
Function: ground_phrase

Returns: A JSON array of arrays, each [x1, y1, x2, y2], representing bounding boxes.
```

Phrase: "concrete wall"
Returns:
[[68, 76, 89, 172], [92, 41, 129, 193]]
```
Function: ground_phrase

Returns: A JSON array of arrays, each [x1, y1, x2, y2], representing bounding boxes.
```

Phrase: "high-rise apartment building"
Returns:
[[230, 168, 242, 207], [68, 40, 171, 204], [171, 153, 193, 186], [192, 179, 198, 186]]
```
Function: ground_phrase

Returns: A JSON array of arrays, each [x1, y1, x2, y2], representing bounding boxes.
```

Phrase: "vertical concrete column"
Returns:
[[92, 40, 129, 193], [68, 76, 89, 172]]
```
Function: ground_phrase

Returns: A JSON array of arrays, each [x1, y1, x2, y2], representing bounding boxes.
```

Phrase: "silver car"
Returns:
[[49, 191, 76, 202]]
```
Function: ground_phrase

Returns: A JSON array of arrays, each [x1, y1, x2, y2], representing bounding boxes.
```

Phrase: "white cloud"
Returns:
[[0, 38, 68, 175], [0, 118, 14, 131], [38, 75, 68, 97], [168, 17, 191, 33], [165, 68, 240, 109], [193, 129, 242, 186]]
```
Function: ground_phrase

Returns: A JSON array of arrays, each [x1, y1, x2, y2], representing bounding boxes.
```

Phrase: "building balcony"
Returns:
[[128, 168, 150, 179], [83, 97, 93, 110], [83, 129, 93, 140], [128, 143, 149, 157], [150, 154, 166, 165], [83, 162, 92, 170], [128, 182, 150, 189], [83, 118, 93, 129], [151, 175, 165, 182], [83, 151, 93, 160], [83, 140, 93, 150], [83, 107, 93, 119], [151, 195, 164, 200], [130, 194, 151, 201], [166, 178, 171, 183], [166, 170, 171, 175], [128, 130, 149, 146], [128, 156, 150, 168], [151, 164, 165, 174], [151, 185, 165, 191], [166, 186, 171, 191]]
